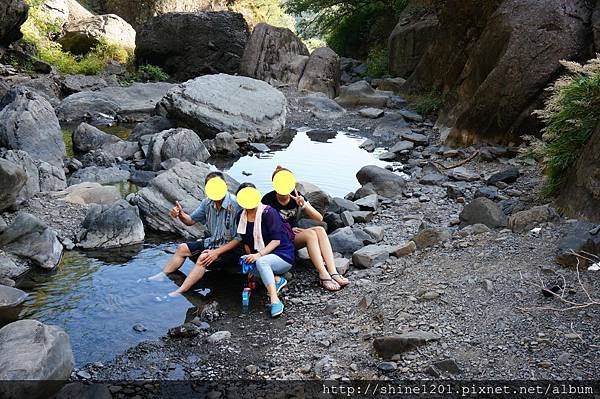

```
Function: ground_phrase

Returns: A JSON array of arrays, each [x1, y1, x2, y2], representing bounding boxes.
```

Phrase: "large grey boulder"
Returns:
[[135, 12, 249, 81], [240, 23, 309, 86], [58, 13, 136, 54], [72, 123, 120, 154], [297, 94, 346, 120], [297, 47, 341, 99], [556, 123, 600, 222], [0, 0, 28, 46], [328, 227, 364, 255], [37, 161, 67, 192], [0, 255, 28, 281], [78, 200, 145, 249], [128, 115, 172, 143], [356, 165, 406, 198], [132, 162, 239, 238], [204, 132, 241, 157], [58, 74, 118, 95], [0, 320, 74, 399], [388, 8, 438, 78], [103, 0, 227, 29], [57, 82, 175, 123], [459, 197, 507, 229], [0, 158, 27, 211], [15, 76, 62, 108], [335, 81, 390, 107], [0, 213, 63, 269], [556, 222, 600, 267], [408, 0, 591, 144], [68, 166, 131, 185], [146, 128, 210, 171], [0, 88, 66, 167], [0, 285, 27, 323], [1, 150, 66, 202], [157, 74, 286, 140], [508, 205, 559, 233], [296, 181, 331, 215], [372, 114, 412, 144]]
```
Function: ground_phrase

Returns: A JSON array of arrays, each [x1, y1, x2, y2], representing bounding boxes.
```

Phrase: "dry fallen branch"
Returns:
[[517, 252, 600, 313], [434, 150, 480, 170]]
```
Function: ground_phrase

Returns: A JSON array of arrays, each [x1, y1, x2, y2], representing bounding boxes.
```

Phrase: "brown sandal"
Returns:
[[331, 273, 349, 287], [320, 278, 341, 291]]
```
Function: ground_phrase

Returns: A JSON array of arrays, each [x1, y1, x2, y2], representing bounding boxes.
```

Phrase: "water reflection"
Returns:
[[306, 129, 337, 143], [218, 128, 391, 197], [19, 125, 396, 367], [19, 243, 253, 366]]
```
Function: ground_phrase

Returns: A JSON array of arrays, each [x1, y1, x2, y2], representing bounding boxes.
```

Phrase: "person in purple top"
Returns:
[[235, 182, 295, 317]]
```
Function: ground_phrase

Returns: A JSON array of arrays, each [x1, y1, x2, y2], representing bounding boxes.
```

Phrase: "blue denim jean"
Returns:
[[250, 254, 292, 287]]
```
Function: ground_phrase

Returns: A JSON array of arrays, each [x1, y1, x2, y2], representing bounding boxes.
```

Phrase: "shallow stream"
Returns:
[[18, 125, 395, 366]]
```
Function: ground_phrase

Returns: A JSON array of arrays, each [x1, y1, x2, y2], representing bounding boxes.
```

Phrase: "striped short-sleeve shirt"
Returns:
[[190, 193, 242, 249]]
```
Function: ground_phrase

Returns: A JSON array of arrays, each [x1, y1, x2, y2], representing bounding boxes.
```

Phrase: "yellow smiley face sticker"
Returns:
[[272, 170, 296, 195], [205, 177, 227, 201], [237, 187, 262, 210]]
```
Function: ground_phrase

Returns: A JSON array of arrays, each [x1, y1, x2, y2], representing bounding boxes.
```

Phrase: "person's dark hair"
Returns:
[[271, 165, 291, 180], [205, 171, 225, 184], [236, 182, 256, 194]]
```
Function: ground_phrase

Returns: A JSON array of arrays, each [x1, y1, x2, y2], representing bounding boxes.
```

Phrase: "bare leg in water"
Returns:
[[168, 253, 211, 296], [148, 243, 191, 282], [150, 244, 211, 296]]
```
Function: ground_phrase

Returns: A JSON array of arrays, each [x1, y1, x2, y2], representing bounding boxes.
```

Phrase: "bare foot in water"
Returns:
[[148, 272, 167, 282]]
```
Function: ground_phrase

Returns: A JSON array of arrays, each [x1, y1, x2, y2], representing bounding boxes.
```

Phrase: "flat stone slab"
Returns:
[[157, 74, 286, 140], [374, 331, 441, 358], [352, 244, 390, 268], [359, 107, 384, 119], [57, 82, 175, 123]]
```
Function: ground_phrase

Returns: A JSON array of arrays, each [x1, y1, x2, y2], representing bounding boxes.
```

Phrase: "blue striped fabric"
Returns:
[[190, 193, 242, 248]]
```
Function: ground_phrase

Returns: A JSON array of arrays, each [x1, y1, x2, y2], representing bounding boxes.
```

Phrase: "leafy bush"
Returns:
[[366, 47, 389, 78], [533, 58, 600, 196], [234, 0, 296, 31], [408, 92, 443, 115], [286, 0, 407, 59], [19, 0, 133, 75], [138, 65, 169, 82]]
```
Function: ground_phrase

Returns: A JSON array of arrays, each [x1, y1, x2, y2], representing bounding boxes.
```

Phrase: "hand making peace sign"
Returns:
[[289, 189, 305, 208]]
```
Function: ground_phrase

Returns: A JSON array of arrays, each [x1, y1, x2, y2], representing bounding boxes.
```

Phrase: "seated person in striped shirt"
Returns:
[[151, 171, 242, 296]]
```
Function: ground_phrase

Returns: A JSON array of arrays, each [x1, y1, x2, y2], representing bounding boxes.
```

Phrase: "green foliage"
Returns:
[[409, 92, 443, 115], [534, 59, 600, 196], [62, 129, 74, 158], [235, 0, 296, 30], [286, 0, 407, 58], [138, 65, 169, 82], [366, 47, 389, 78], [118, 65, 170, 86], [19, 0, 133, 75]]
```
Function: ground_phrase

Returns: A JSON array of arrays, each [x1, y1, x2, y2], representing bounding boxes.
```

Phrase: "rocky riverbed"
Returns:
[[52, 87, 599, 393], [1, 36, 599, 399]]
